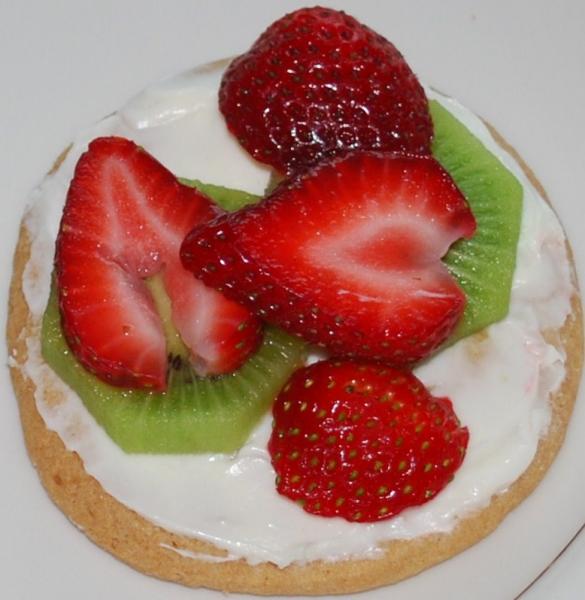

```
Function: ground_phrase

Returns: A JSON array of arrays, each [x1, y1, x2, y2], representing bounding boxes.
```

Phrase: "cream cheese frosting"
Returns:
[[17, 61, 573, 568]]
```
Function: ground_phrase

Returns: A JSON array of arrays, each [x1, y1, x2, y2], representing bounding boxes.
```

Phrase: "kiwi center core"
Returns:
[[144, 274, 189, 361]]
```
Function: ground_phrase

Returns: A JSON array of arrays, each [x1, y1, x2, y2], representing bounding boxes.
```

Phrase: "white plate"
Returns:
[[1, 1, 583, 598]]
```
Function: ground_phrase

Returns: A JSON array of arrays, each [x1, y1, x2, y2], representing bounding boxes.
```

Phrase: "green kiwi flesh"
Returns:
[[42, 289, 305, 453], [181, 178, 260, 212], [432, 100, 523, 344]]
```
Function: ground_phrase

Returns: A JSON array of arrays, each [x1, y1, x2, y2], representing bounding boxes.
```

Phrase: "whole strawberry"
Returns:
[[219, 6, 432, 173], [268, 360, 469, 522]]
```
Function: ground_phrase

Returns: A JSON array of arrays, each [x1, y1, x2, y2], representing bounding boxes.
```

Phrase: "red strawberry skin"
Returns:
[[181, 151, 476, 367], [268, 360, 469, 522], [219, 6, 432, 173], [56, 137, 261, 391]]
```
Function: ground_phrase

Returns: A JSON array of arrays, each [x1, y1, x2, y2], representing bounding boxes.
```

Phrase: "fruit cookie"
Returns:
[[7, 6, 583, 595]]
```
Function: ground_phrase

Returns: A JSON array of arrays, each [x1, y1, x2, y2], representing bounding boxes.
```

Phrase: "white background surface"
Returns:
[[1, 1, 583, 598]]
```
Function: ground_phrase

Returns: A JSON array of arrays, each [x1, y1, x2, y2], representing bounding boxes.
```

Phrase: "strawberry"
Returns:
[[55, 137, 261, 391], [268, 360, 469, 522], [181, 151, 476, 367], [219, 6, 432, 174]]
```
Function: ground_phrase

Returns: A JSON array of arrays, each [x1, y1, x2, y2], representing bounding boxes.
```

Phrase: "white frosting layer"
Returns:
[[18, 62, 572, 568]]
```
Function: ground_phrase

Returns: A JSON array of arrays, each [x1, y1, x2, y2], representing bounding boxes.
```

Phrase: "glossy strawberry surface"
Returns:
[[219, 6, 432, 173], [269, 360, 469, 521]]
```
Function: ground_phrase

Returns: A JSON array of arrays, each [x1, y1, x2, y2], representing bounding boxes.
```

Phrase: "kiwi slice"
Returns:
[[431, 100, 523, 343], [41, 181, 307, 454], [42, 288, 305, 453]]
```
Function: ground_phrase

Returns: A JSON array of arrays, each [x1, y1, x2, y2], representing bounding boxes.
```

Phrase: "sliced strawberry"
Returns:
[[56, 137, 261, 391], [268, 360, 469, 522], [219, 6, 432, 173], [162, 262, 262, 376], [181, 151, 476, 367]]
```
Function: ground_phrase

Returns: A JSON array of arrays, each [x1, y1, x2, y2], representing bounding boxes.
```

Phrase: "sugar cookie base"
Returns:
[[7, 131, 583, 595]]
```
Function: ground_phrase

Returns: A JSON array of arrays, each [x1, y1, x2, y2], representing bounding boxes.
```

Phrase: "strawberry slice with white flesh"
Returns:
[[181, 151, 477, 366], [55, 137, 261, 391]]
